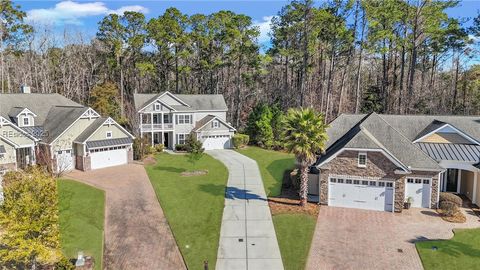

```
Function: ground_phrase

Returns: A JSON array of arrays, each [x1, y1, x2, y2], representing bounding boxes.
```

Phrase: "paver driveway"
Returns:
[[306, 206, 480, 270], [67, 164, 186, 270], [208, 150, 284, 270]]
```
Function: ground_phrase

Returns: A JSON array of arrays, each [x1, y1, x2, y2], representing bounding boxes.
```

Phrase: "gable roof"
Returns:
[[317, 113, 443, 171], [42, 106, 89, 144], [192, 115, 236, 132], [75, 117, 134, 143], [134, 92, 228, 111], [0, 93, 82, 125]]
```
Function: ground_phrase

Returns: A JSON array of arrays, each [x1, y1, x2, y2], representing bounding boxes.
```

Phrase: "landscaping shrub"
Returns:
[[232, 134, 250, 149], [439, 192, 462, 206], [133, 136, 150, 160], [175, 144, 188, 151], [154, 144, 165, 153], [439, 200, 458, 217]]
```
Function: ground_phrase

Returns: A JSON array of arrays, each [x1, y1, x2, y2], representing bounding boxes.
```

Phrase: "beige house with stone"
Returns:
[[309, 113, 480, 213], [0, 90, 134, 175]]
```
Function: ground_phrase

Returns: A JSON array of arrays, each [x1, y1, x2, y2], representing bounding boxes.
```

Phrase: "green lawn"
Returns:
[[236, 146, 295, 196], [58, 179, 105, 270], [416, 228, 480, 270], [236, 146, 316, 270], [145, 153, 228, 270], [273, 214, 317, 270]]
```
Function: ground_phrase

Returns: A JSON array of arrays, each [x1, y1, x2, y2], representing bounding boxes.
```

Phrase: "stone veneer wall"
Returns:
[[128, 148, 133, 163], [75, 155, 91, 171], [319, 150, 440, 212]]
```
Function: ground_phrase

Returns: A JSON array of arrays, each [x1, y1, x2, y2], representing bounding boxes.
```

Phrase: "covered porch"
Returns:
[[143, 131, 175, 150], [439, 167, 480, 205]]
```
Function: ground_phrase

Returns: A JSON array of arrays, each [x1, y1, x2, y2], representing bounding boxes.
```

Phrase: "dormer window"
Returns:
[[154, 103, 161, 111], [212, 120, 220, 129], [23, 117, 30, 126], [358, 152, 367, 168]]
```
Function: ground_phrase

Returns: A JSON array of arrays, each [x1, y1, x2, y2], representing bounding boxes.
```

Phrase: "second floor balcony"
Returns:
[[140, 113, 174, 131]]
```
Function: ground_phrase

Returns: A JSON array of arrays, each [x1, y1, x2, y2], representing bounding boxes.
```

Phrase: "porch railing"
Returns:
[[141, 123, 174, 131]]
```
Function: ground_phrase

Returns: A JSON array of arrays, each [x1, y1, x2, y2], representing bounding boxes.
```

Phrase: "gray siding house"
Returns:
[[311, 113, 480, 213], [0, 91, 134, 174], [134, 91, 236, 150]]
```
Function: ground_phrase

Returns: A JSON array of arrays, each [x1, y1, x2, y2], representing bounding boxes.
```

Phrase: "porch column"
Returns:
[[139, 113, 143, 134], [161, 112, 164, 129], [151, 112, 154, 146], [473, 172, 478, 204], [457, 169, 462, 194]]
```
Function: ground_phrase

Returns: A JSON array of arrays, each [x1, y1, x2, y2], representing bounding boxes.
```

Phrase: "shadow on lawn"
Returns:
[[417, 238, 480, 259], [265, 158, 295, 196], [154, 166, 185, 173]]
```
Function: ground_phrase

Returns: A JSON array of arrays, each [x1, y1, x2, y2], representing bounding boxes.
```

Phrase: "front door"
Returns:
[[446, 169, 458, 192], [163, 132, 169, 148]]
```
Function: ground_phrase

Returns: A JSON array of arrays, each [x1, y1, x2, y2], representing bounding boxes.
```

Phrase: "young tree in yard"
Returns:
[[89, 81, 121, 121], [0, 167, 69, 269], [185, 134, 204, 170], [246, 103, 274, 148], [282, 108, 328, 206]]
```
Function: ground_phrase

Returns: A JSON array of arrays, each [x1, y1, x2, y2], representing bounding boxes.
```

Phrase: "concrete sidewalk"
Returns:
[[208, 150, 284, 270]]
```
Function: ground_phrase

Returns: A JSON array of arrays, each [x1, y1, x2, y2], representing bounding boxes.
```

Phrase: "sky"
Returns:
[[13, 0, 480, 50]]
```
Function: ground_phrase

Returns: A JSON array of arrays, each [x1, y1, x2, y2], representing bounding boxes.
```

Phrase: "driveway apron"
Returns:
[[208, 150, 284, 270], [67, 164, 186, 270]]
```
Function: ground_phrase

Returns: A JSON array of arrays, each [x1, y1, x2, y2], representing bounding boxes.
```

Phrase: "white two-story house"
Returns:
[[134, 92, 236, 150]]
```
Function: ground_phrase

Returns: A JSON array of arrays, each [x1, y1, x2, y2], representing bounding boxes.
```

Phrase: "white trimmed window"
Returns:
[[23, 117, 30, 126], [211, 120, 220, 129], [358, 152, 367, 167], [106, 131, 113, 139], [177, 114, 192, 124], [177, 133, 187, 144], [154, 103, 161, 111]]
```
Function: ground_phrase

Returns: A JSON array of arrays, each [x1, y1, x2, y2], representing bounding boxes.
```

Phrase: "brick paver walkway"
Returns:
[[67, 164, 186, 270], [306, 206, 480, 270]]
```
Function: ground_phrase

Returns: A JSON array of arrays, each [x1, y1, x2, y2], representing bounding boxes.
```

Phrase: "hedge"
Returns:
[[232, 134, 250, 149]]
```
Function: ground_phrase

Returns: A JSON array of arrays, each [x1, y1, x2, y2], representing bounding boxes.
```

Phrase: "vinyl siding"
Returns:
[[52, 118, 97, 152], [88, 124, 130, 141], [0, 125, 35, 146], [0, 137, 16, 164]]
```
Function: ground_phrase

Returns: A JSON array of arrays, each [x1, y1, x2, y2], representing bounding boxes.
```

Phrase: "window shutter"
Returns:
[[175, 115, 178, 124]]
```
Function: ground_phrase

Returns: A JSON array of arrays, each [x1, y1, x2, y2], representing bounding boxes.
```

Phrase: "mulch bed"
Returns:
[[142, 156, 156, 165], [180, 170, 208, 177], [268, 188, 319, 216], [437, 209, 467, 223]]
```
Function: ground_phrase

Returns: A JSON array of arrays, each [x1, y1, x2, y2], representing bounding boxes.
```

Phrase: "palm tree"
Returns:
[[282, 108, 328, 206]]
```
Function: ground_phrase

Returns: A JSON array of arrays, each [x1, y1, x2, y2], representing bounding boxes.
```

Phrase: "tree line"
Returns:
[[1, 0, 480, 131]]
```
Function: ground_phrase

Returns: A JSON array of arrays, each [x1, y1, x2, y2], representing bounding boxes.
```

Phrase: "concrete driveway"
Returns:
[[306, 206, 480, 270], [208, 150, 284, 270], [67, 164, 186, 270]]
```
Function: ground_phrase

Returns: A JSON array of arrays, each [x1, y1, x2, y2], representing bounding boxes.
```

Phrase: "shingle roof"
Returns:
[[192, 115, 216, 132], [86, 137, 133, 149], [75, 117, 108, 143], [42, 106, 88, 144], [317, 113, 443, 171], [8, 107, 25, 118], [133, 92, 228, 111], [0, 93, 82, 125]]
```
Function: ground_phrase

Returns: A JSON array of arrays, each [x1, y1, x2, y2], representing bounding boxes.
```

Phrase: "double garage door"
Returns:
[[201, 134, 232, 150], [90, 146, 128, 170], [328, 177, 395, 212]]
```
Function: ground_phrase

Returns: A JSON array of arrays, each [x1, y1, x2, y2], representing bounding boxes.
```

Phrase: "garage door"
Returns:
[[57, 149, 74, 172], [90, 146, 128, 170], [201, 135, 232, 150], [328, 177, 394, 212], [405, 178, 431, 208]]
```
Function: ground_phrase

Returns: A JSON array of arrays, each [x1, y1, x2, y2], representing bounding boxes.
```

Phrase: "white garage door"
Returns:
[[90, 146, 128, 170], [57, 149, 74, 172], [201, 135, 232, 150], [405, 178, 431, 208], [328, 177, 394, 212]]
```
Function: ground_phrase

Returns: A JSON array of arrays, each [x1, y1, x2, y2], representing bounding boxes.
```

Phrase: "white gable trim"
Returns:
[[0, 116, 39, 141], [194, 115, 236, 132], [17, 108, 37, 117], [316, 147, 410, 172], [50, 107, 100, 145], [0, 134, 19, 148], [76, 117, 135, 144], [413, 123, 480, 145], [159, 91, 190, 107], [80, 108, 100, 119], [138, 99, 176, 113]]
